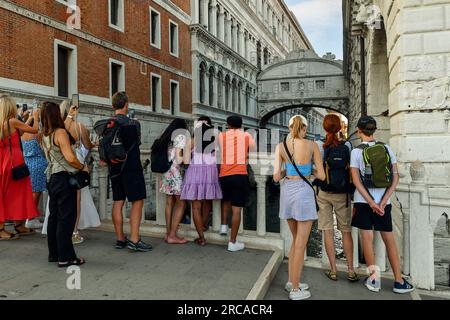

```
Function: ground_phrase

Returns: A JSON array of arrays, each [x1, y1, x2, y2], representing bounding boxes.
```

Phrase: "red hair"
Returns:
[[323, 114, 342, 148]]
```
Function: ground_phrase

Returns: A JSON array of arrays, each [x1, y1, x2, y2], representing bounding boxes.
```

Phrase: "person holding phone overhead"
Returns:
[[21, 102, 48, 230], [42, 98, 101, 244], [0, 94, 40, 240]]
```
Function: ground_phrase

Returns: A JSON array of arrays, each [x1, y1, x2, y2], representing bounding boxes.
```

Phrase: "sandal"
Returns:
[[347, 271, 360, 282], [14, 223, 35, 236], [58, 257, 86, 268], [194, 237, 206, 246], [325, 270, 338, 281], [0, 228, 19, 241]]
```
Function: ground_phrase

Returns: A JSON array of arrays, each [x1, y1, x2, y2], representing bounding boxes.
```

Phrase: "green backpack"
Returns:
[[356, 142, 393, 189]]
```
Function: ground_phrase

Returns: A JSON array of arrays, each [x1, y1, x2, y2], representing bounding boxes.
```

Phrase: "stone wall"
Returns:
[[345, 0, 450, 289]]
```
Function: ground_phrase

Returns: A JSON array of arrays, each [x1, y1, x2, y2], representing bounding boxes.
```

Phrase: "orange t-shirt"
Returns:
[[219, 129, 256, 177]]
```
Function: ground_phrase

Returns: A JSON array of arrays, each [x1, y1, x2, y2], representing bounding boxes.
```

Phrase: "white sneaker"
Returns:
[[227, 241, 245, 252], [220, 225, 228, 235], [364, 276, 381, 292], [25, 219, 43, 229], [289, 289, 311, 300], [285, 282, 309, 292]]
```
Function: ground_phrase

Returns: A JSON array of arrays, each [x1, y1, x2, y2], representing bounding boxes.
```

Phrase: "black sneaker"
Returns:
[[127, 239, 153, 252], [115, 238, 128, 249]]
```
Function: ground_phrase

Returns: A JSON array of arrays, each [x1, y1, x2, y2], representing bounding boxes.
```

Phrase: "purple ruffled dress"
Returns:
[[180, 151, 223, 201]]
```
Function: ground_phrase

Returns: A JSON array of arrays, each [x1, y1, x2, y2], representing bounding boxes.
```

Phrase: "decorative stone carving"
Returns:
[[410, 160, 426, 184]]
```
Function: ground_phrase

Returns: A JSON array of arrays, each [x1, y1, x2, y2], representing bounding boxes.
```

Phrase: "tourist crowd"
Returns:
[[0, 91, 414, 299]]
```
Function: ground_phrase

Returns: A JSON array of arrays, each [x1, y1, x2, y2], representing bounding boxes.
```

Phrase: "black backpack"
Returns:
[[316, 142, 354, 195], [94, 117, 134, 176], [150, 145, 172, 173]]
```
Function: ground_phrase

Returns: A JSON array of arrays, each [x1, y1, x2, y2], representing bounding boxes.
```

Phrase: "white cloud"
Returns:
[[288, 0, 343, 59]]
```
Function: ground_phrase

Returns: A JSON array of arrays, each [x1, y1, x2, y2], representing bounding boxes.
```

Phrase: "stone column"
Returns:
[[155, 174, 166, 226], [244, 32, 249, 60], [255, 176, 267, 236], [239, 29, 245, 57], [200, 0, 209, 29], [192, 55, 200, 104], [209, 0, 217, 37], [192, 0, 200, 24], [212, 200, 221, 232], [232, 20, 238, 52], [98, 165, 109, 220], [218, 7, 225, 42], [226, 16, 232, 47]]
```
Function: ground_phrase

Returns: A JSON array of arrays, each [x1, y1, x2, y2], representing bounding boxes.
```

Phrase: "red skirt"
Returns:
[[0, 131, 39, 223]]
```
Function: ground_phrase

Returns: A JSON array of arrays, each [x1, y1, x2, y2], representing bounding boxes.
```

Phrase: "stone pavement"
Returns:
[[0, 229, 272, 300], [265, 262, 450, 300]]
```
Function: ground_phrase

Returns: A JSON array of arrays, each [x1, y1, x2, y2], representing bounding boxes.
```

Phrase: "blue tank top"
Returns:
[[285, 163, 313, 176]]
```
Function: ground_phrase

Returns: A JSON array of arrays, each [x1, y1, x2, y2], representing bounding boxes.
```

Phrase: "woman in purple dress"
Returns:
[[181, 116, 222, 246]]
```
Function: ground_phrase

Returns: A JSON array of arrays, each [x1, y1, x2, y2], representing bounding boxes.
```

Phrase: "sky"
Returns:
[[285, 0, 343, 60]]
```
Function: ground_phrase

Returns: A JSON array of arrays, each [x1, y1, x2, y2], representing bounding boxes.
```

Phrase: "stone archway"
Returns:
[[257, 49, 349, 129]]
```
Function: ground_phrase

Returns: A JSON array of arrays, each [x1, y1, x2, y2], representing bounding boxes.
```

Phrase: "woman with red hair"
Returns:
[[316, 114, 359, 282]]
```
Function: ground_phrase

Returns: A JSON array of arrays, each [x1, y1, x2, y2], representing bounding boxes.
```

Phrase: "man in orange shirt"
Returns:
[[218, 116, 256, 252]]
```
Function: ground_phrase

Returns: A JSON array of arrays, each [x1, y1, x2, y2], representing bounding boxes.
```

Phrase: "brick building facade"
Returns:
[[0, 0, 192, 116]]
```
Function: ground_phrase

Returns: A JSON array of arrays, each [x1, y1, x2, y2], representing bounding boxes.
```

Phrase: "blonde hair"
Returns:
[[59, 99, 71, 121], [289, 115, 308, 139], [0, 94, 18, 139]]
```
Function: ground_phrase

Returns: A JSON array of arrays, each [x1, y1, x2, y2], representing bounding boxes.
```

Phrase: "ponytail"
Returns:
[[323, 114, 342, 148], [289, 115, 307, 139]]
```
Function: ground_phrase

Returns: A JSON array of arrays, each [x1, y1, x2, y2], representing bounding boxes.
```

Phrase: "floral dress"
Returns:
[[160, 134, 186, 196]]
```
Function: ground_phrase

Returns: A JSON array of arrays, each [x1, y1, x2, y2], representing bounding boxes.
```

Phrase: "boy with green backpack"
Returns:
[[350, 116, 414, 294]]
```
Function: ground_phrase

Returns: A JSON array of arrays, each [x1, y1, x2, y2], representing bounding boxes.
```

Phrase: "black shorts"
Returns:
[[351, 203, 393, 232], [220, 175, 249, 208], [111, 170, 147, 202]]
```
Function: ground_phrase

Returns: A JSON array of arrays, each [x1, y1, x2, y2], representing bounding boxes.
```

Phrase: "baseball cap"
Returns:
[[357, 116, 377, 130]]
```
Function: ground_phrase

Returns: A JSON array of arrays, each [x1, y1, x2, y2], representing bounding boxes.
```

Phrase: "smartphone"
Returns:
[[22, 104, 28, 113], [72, 93, 80, 110]]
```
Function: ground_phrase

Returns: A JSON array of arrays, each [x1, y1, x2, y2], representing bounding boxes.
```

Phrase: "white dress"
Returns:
[[42, 127, 101, 234]]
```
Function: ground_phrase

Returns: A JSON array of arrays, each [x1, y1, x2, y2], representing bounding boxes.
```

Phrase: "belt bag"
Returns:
[[7, 121, 30, 181]]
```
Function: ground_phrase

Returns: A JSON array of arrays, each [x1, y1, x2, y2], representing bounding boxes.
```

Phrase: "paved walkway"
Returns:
[[265, 262, 450, 300], [0, 229, 272, 300]]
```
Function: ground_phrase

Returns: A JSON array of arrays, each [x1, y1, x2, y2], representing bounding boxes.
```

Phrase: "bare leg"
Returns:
[[290, 221, 313, 290], [381, 231, 403, 282], [167, 196, 187, 244], [287, 219, 298, 284], [323, 229, 337, 273], [129, 200, 144, 244], [165, 195, 175, 239], [112, 200, 125, 241], [342, 231, 355, 272], [192, 200, 205, 244], [229, 206, 242, 243], [360, 230, 376, 273], [202, 200, 212, 230], [74, 190, 81, 233], [32, 192, 42, 217], [222, 201, 231, 224]]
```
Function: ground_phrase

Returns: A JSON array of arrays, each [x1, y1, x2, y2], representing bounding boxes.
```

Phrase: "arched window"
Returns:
[[209, 66, 215, 106], [225, 74, 231, 110], [245, 85, 251, 115], [217, 71, 223, 109], [199, 62, 207, 104], [238, 81, 243, 113], [231, 78, 237, 112]]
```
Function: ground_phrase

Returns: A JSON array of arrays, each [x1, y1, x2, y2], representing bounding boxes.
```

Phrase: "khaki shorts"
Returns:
[[317, 191, 352, 232]]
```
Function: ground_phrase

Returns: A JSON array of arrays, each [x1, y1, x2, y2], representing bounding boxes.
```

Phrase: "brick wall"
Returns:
[[0, 0, 192, 113]]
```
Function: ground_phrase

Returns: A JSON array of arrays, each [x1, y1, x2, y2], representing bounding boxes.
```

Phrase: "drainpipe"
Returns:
[[360, 35, 367, 116]]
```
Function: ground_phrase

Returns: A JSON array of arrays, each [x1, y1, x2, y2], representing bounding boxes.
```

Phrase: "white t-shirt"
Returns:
[[350, 142, 397, 204]]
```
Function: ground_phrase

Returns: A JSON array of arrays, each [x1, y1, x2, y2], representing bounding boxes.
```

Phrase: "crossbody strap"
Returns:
[[283, 138, 319, 211]]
